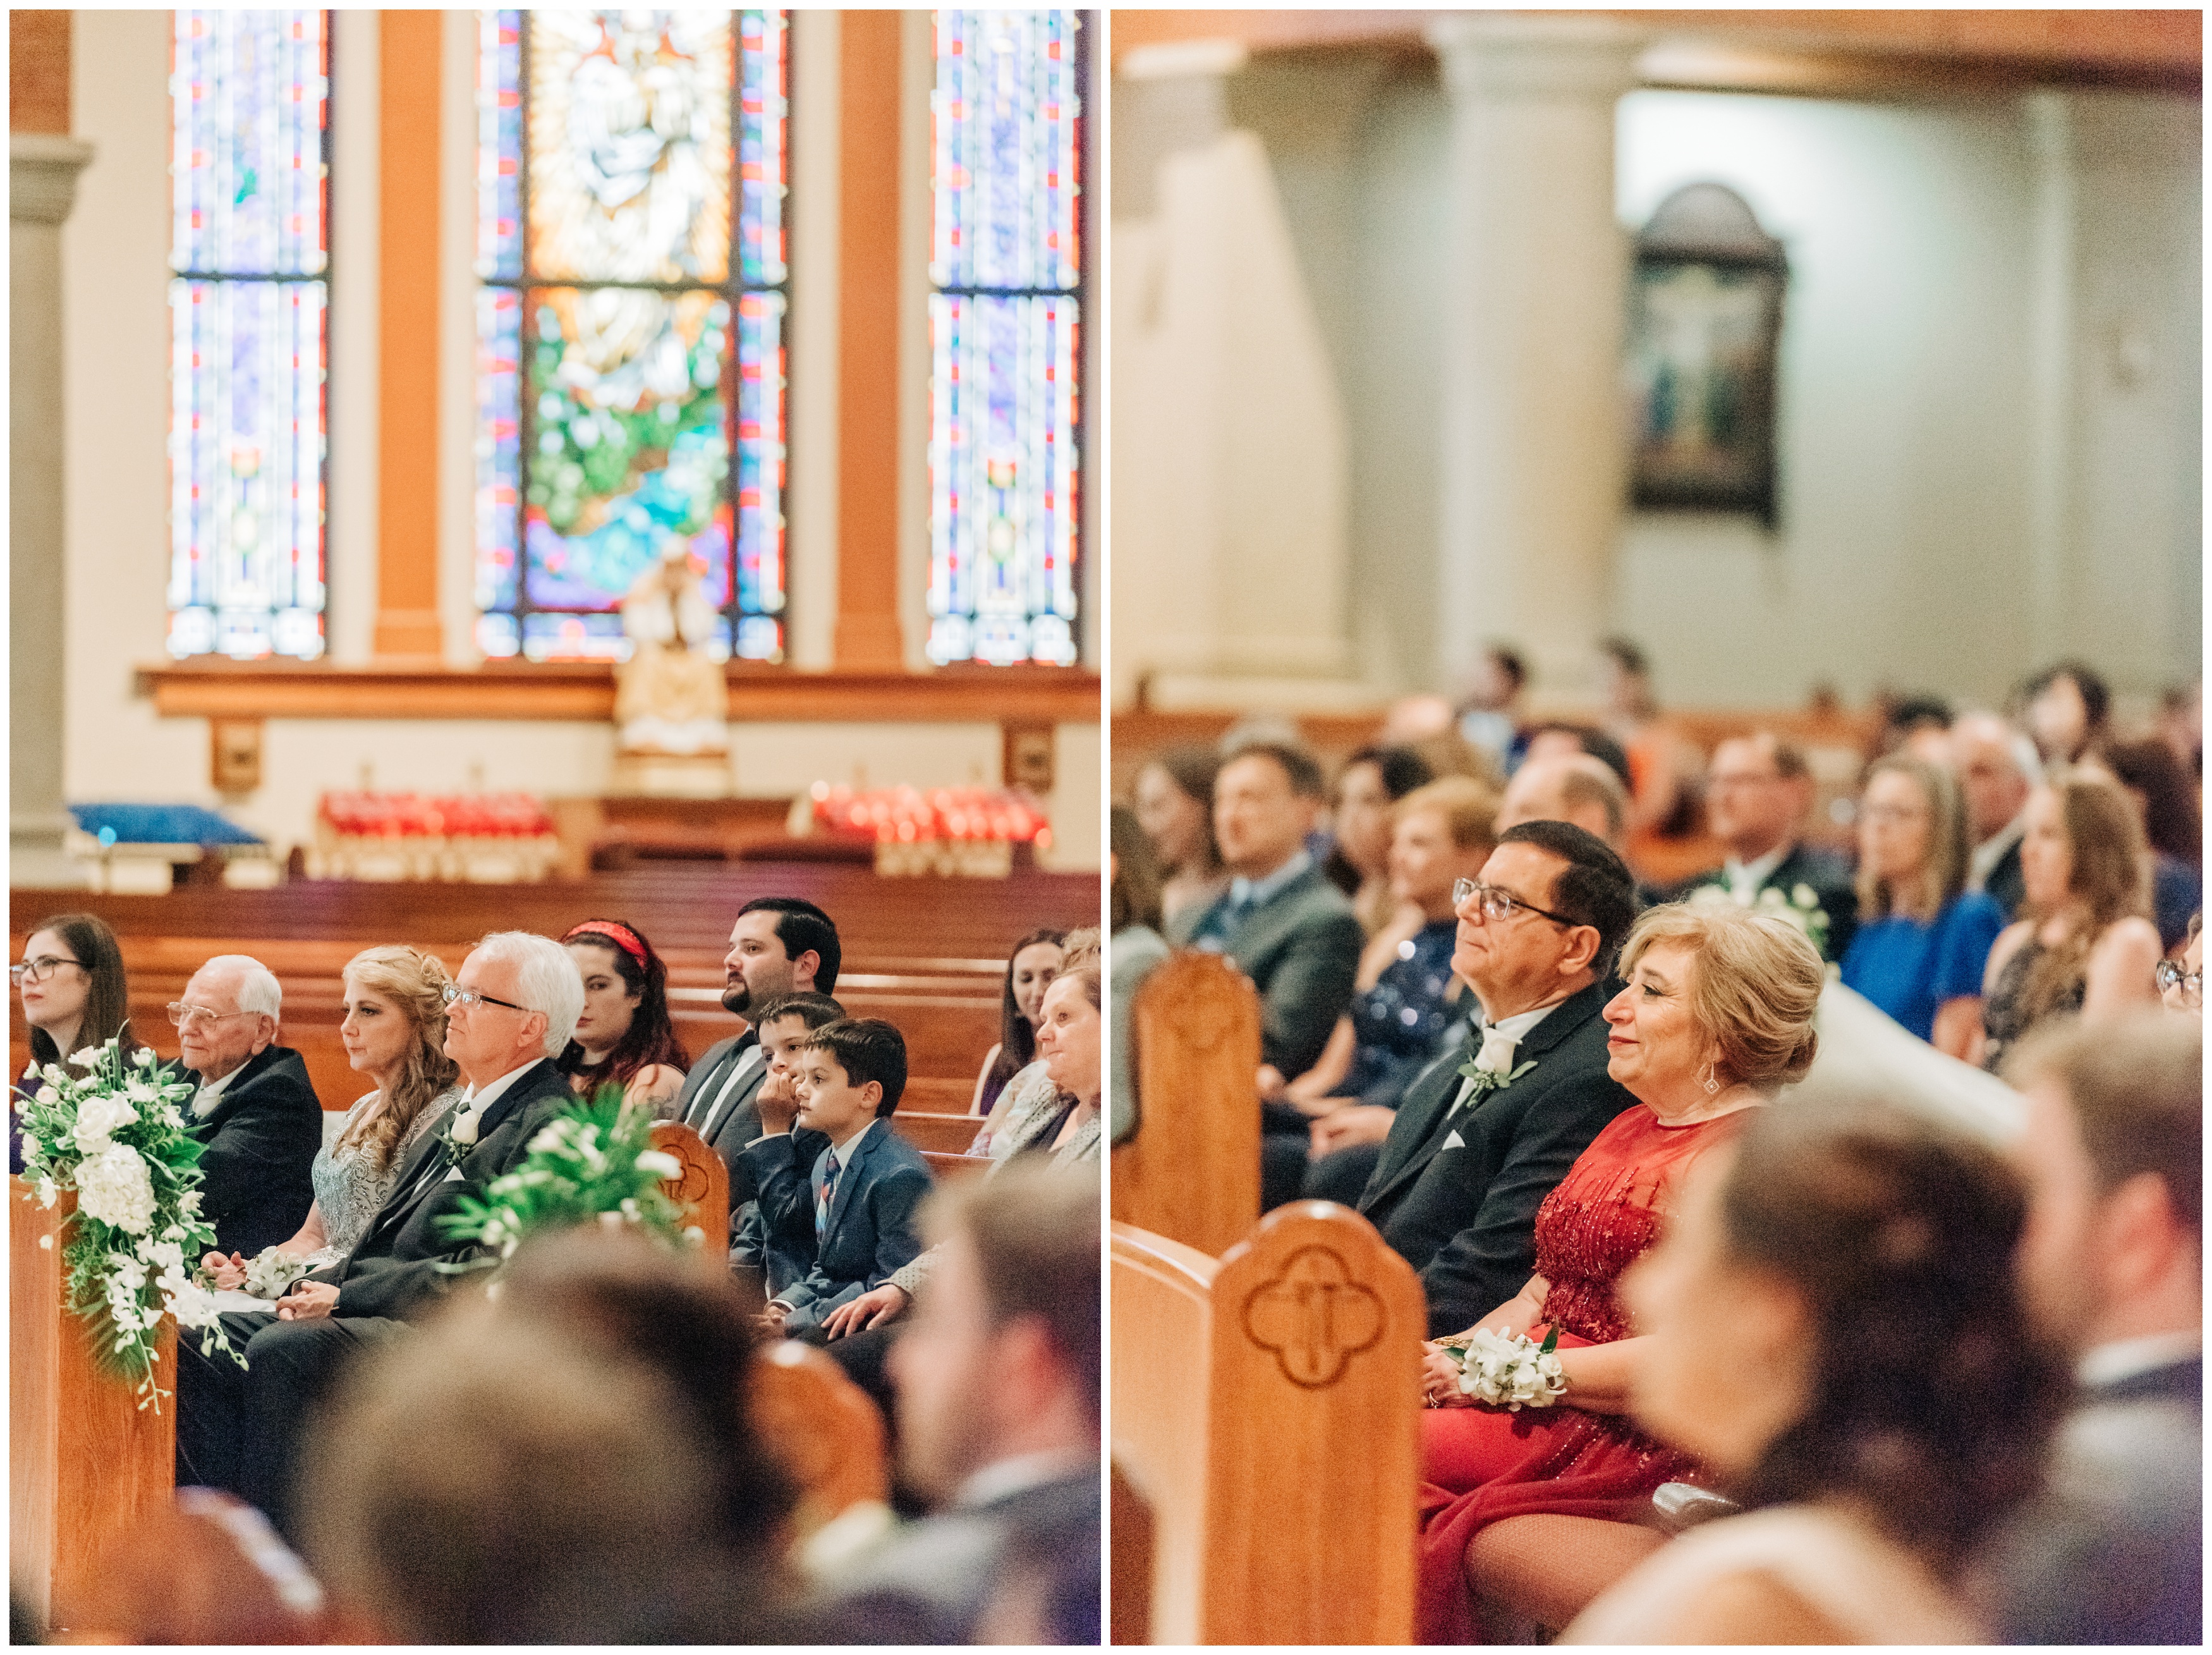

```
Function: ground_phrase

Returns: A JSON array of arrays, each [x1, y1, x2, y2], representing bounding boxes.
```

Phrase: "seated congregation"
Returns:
[[1110, 652, 2200, 1644], [11, 886, 1104, 1644]]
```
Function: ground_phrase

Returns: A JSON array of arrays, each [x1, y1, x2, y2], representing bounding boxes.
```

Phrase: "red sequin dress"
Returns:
[[1413, 1102, 1752, 1644]]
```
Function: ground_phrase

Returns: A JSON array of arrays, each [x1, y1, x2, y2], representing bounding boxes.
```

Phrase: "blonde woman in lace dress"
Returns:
[[200, 947, 464, 1285]]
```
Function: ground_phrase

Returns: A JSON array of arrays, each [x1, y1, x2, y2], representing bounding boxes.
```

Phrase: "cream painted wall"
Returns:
[[1125, 55, 2201, 711], [56, 11, 1101, 874]]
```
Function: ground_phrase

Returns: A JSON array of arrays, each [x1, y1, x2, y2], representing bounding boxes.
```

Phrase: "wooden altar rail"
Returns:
[[1113, 951, 1261, 1260], [11, 1184, 179, 1636], [1110, 1207, 1425, 1644]]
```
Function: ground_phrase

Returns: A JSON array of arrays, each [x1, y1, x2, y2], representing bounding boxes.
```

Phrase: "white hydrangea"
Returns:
[[71, 1094, 140, 1153], [75, 1142, 157, 1235], [34, 1175, 58, 1209]]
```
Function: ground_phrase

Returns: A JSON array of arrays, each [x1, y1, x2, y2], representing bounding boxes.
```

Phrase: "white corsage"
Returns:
[[242, 1247, 312, 1300], [1688, 879, 1831, 958], [1442, 1324, 1566, 1411]]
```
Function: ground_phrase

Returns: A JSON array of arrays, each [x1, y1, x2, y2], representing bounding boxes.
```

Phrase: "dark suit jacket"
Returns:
[[1357, 980, 1636, 1338], [1986, 1355, 2202, 1646], [824, 1465, 1101, 1644], [1672, 841, 1859, 964], [745, 1123, 932, 1336], [683, 1034, 829, 1284], [186, 1044, 322, 1258], [330, 1058, 574, 1321], [1981, 835, 2027, 921], [1167, 863, 1364, 1077]]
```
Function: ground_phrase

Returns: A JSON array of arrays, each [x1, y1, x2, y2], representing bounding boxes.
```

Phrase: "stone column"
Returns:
[[1429, 16, 1644, 705], [12, 135, 96, 888], [1110, 42, 1368, 711]]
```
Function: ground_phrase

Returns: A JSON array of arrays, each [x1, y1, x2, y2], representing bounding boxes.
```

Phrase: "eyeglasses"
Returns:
[[2154, 960, 2203, 1003], [11, 956, 84, 987], [1859, 803, 1928, 826], [167, 1002, 258, 1029], [442, 984, 538, 1016], [1453, 879, 1579, 929]]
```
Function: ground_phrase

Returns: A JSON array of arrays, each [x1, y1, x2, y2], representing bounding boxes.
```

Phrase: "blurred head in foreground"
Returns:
[[889, 1164, 1102, 1506], [301, 1230, 796, 1642]]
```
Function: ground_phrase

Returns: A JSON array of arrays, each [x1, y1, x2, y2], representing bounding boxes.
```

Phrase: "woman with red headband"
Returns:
[[560, 920, 690, 1115]]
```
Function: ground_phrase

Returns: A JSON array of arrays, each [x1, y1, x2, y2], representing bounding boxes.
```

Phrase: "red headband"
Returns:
[[564, 920, 648, 966]]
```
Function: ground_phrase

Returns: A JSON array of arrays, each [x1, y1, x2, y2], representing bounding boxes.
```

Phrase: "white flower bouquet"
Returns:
[[14, 1038, 243, 1406], [1688, 879, 1831, 958], [437, 1089, 697, 1269], [1438, 1324, 1567, 1412]]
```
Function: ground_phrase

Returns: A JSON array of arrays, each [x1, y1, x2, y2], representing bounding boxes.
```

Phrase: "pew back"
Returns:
[[1112, 1203, 1425, 1644], [752, 1340, 890, 1535], [1112, 951, 1260, 1259], [648, 1121, 729, 1257]]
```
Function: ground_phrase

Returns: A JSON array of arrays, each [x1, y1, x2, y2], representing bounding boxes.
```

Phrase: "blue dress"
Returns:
[[1339, 919, 1461, 1108], [1841, 891, 2007, 1042]]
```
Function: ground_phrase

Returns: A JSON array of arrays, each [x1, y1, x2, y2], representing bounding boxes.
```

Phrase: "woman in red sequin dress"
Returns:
[[1413, 903, 1828, 1643]]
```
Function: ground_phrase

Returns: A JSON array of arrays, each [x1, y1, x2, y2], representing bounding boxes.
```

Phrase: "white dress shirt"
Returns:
[[1723, 841, 1794, 903], [1447, 1000, 1560, 1116], [2077, 1330, 2202, 1390]]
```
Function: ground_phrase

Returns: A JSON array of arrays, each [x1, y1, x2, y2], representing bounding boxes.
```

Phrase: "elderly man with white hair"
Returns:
[[175, 953, 322, 1259], [1949, 710, 2042, 919], [177, 931, 586, 1541]]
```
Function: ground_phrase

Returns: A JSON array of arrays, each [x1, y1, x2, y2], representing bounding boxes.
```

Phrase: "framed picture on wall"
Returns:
[[1626, 183, 1787, 527]]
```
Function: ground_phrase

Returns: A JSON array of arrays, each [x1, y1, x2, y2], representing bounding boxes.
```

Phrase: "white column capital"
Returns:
[[11, 135, 95, 226], [1426, 14, 1646, 104]]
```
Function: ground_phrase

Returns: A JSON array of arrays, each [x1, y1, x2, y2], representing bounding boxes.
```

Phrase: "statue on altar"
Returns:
[[615, 537, 729, 757]]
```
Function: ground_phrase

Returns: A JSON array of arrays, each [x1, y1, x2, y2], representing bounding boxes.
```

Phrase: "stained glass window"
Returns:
[[167, 11, 331, 661], [475, 10, 789, 664], [926, 11, 1083, 668]]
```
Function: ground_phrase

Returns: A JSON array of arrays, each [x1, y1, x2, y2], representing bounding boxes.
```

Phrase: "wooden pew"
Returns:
[[889, 1110, 985, 1156], [648, 1121, 729, 1257], [921, 1151, 994, 1182], [11, 1186, 178, 1636], [1111, 1204, 1425, 1644], [1112, 951, 1260, 1259], [752, 1340, 890, 1540]]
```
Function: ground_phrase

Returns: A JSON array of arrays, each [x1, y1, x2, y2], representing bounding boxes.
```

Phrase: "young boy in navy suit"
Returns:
[[729, 991, 845, 1297], [746, 1018, 933, 1341]]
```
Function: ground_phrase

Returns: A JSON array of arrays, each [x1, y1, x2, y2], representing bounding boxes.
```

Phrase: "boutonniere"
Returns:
[[1454, 1055, 1537, 1107], [433, 1103, 483, 1163]]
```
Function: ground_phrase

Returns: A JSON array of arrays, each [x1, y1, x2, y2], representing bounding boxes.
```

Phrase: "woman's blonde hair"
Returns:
[[338, 946, 461, 1170], [1619, 904, 1825, 1092], [1393, 775, 1500, 853], [1854, 754, 1969, 924]]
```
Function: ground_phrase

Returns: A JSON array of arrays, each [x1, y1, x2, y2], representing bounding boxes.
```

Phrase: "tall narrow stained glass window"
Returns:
[[475, 11, 789, 663], [167, 11, 331, 661], [927, 11, 1084, 668]]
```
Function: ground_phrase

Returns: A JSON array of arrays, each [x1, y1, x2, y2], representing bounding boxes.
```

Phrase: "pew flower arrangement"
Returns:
[[1687, 880, 1832, 960], [13, 1038, 242, 1407], [1438, 1324, 1567, 1412], [436, 1090, 700, 1267]]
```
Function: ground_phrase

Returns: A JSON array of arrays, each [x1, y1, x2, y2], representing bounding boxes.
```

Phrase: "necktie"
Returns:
[[815, 1152, 841, 1237], [689, 1044, 755, 1133]]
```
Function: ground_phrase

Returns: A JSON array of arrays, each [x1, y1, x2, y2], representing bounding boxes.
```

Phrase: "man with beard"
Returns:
[[672, 897, 842, 1203]]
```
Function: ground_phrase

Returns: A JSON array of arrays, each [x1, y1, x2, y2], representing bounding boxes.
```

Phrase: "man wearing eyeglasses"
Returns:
[[1351, 821, 1643, 1338], [173, 955, 322, 1261], [178, 931, 585, 1541]]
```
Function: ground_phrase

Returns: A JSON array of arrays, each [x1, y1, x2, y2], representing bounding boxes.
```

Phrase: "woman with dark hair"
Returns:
[[2094, 738, 2203, 951], [1131, 746, 1227, 931], [1975, 776, 2161, 1071], [559, 920, 689, 1115], [1323, 744, 1437, 936], [2022, 659, 2112, 766], [1564, 1099, 2065, 1642], [13, 912, 140, 1171], [1109, 806, 1170, 1147], [1840, 755, 2006, 1056], [968, 927, 1066, 1117]]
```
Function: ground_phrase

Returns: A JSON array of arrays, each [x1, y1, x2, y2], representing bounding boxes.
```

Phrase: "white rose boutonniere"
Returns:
[[1455, 1030, 1536, 1111]]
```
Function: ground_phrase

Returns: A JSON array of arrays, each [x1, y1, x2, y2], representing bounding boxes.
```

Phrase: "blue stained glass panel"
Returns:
[[473, 288, 523, 613], [475, 9, 523, 280], [167, 277, 329, 661], [738, 10, 789, 286], [931, 10, 1080, 293], [927, 11, 1083, 669], [171, 10, 329, 277]]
